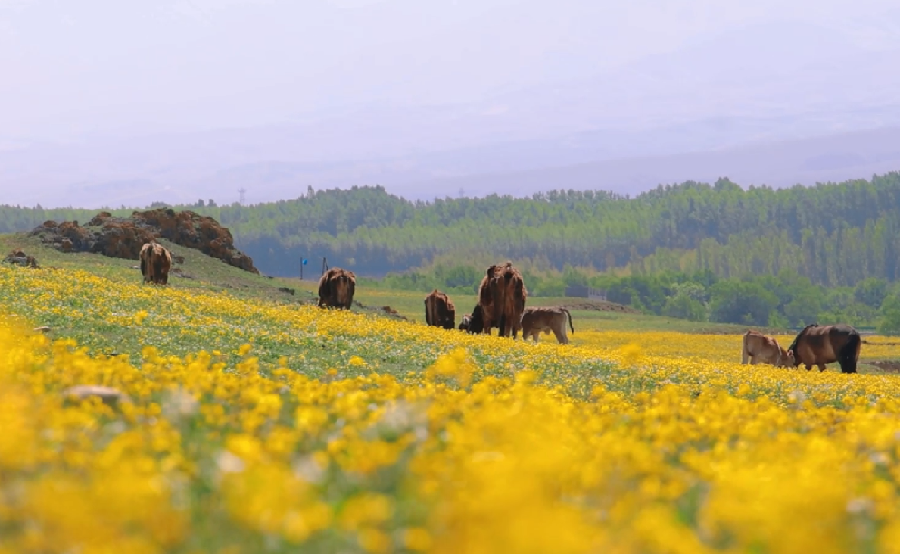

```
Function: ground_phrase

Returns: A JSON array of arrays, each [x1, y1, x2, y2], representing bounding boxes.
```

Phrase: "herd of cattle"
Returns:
[[318, 260, 576, 345], [317, 261, 866, 372], [742, 325, 864, 374], [138, 244, 866, 373]]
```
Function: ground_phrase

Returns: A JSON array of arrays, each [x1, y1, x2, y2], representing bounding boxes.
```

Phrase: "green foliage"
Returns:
[[662, 293, 707, 322], [878, 293, 900, 335], [709, 280, 779, 326], [3, 173, 900, 290], [855, 277, 889, 308], [7, 173, 900, 328]]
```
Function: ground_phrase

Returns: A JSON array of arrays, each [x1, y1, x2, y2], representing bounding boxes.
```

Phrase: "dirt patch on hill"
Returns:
[[353, 301, 409, 321], [558, 300, 641, 314], [30, 209, 258, 274], [868, 360, 900, 373]]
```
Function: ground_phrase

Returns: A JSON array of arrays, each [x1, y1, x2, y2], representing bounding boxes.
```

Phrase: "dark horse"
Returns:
[[786, 323, 862, 374]]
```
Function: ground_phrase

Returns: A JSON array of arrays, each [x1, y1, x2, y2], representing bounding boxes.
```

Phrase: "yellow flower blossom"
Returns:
[[4, 264, 900, 552]]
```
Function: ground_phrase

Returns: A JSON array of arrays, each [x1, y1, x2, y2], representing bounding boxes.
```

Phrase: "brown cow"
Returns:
[[520, 306, 574, 345], [477, 261, 527, 338], [140, 241, 172, 285], [741, 330, 791, 367], [786, 323, 862, 374], [318, 267, 356, 309], [424, 289, 456, 330], [140, 243, 154, 283]]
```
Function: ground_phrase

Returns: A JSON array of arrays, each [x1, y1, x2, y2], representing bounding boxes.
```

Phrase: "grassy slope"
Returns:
[[1, 232, 891, 375], [0, 233, 616, 399], [0, 231, 825, 338], [279, 277, 779, 335], [0, 231, 778, 335]]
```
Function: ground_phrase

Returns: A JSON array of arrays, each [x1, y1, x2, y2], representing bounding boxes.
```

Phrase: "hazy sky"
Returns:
[[2, 0, 898, 142]]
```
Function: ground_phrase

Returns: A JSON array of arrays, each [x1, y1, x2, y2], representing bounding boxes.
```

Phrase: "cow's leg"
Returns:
[[805, 364, 812, 371], [818, 363, 827, 372], [748, 356, 757, 365], [552, 328, 567, 345]]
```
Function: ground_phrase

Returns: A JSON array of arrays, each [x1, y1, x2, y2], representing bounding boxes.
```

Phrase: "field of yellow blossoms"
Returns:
[[5, 264, 900, 553]]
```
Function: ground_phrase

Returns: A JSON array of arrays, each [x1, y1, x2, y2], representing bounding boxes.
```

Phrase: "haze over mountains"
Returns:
[[2, 0, 899, 208]]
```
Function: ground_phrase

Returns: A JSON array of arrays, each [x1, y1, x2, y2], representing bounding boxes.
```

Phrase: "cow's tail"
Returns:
[[741, 332, 749, 364], [565, 309, 574, 334], [837, 333, 862, 374], [140, 256, 147, 282]]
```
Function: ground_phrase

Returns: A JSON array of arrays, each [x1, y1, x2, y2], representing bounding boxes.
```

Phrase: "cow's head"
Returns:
[[466, 305, 485, 334], [781, 347, 797, 368], [459, 314, 471, 332]]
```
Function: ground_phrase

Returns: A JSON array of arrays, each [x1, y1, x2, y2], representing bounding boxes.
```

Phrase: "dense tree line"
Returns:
[[7, 173, 900, 329], [373, 264, 900, 332], [4, 172, 900, 286]]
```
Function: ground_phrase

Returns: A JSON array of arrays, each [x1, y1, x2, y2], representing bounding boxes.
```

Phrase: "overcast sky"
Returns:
[[2, 0, 898, 142]]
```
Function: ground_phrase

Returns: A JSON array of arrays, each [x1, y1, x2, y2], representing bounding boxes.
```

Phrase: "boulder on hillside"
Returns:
[[3, 249, 39, 268], [131, 209, 258, 274], [30, 209, 258, 274], [32, 219, 156, 260]]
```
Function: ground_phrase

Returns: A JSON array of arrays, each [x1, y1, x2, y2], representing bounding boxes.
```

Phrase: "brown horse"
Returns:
[[786, 323, 862, 374]]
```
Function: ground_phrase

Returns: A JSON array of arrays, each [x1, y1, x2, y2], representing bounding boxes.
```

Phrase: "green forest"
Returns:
[[5, 171, 900, 331]]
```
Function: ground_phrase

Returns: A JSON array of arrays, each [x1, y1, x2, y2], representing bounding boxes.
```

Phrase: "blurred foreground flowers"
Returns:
[[4, 315, 900, 554], [5, 264, 900, 553]]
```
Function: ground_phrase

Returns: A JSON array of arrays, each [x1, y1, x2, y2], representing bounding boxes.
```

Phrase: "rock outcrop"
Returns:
[[30, 209, 258, 274], [3, 249, 39, 268]]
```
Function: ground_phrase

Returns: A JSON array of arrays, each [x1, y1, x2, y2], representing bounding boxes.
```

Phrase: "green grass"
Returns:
[[0, 233, 316, 303], [279, 279, 781, 335], [2, 231, 788, 336]]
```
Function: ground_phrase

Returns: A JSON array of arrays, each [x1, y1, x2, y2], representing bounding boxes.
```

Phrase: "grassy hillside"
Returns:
[[1, 232, 781, 336], [5, 234, 900, 551], [5, 236, 900, 552]]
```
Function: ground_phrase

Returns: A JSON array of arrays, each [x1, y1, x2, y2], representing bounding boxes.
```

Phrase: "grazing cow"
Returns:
[[424, 289, 456, 329], [741, 330, 791, 367], [786, 323, 862, 374], [459, 314, 472, 332], [520, 306, 574, 345], [477, 261, 527, 337], [140, 241, 172, 285], [318, 267, 356, 309], [459, 305, 485, 334]]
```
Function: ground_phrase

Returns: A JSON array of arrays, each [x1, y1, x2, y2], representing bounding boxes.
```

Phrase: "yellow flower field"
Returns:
[[4, 264, 900, 553]]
